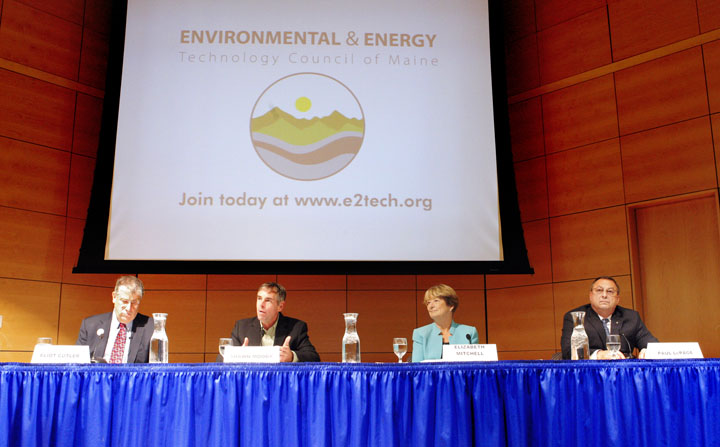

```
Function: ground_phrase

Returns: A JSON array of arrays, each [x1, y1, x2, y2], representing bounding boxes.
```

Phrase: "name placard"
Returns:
[[31, 345, 91, 364], [442, 344, 498, 362], [645, 342, 703, 359], [222, 345, 281, 363]]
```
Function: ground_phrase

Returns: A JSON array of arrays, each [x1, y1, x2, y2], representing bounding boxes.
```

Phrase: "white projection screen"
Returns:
[[75, 0, 532, 274]]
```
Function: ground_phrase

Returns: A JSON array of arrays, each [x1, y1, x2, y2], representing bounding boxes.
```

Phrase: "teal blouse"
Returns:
[[411, 321, 480, 362]]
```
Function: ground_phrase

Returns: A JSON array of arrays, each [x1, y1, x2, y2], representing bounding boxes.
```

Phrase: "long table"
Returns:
[[1, 360, 718, 446]]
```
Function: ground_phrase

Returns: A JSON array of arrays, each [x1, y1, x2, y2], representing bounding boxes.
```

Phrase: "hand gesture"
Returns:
[[279, 336, 293, 362]]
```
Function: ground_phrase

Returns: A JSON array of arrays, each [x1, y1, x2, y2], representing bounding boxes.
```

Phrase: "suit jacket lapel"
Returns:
[[249, 317, 263, 346], [448, 321, 461, 344], [428, 327, 443, 359], [584, 307, 607, 346], [97, 314, 112, 358], [612, 307, 624, 337], [127, 317, 144, 363], [274, 314, 288, 346]]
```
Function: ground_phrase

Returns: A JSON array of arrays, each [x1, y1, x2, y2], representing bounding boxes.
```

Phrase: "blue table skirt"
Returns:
[[1, 360, 718, 447]]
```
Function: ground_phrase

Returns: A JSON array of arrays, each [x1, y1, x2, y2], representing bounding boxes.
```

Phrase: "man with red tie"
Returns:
[[76, 275, 154, 363]]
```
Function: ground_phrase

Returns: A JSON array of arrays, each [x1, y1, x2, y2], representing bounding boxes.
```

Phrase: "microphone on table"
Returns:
[[91, 328, 107, 363], [466, 334, 472, 343], [621, 333, 634, 359]]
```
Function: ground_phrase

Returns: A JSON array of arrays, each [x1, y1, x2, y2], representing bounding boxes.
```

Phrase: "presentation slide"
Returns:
[[107, 0, 500, 261]]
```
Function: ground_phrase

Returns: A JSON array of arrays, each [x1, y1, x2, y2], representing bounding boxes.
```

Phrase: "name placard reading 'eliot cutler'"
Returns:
[[442, 344, 498, 362], [31, 345, 91, 364], [223, 345, 281, 363], [645, 342, 703, 359]]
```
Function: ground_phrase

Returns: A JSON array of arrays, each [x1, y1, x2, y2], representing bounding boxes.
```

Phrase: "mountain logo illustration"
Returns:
[[250, 73, 365, 181]]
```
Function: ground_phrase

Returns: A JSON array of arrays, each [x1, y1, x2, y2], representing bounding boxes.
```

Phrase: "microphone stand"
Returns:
[[91, 331, 107, 363], [620, 333, 634, 359]]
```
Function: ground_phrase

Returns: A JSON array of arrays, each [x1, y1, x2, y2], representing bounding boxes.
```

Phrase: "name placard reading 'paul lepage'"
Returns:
[[31, 345, 91, 364], [222, 345, 281, 363], [442, 344, 498, 362], [645, 342, 703, 359]]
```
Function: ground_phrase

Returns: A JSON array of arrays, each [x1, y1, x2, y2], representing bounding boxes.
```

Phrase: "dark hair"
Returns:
[[258, 282, 287, 302], [590, 276, 620, 295]]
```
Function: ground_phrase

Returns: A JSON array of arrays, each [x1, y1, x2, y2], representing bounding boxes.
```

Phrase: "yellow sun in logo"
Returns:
[[295, 96, 312, 112]]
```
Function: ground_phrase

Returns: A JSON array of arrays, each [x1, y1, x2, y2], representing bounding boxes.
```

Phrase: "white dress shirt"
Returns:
[[103, 312, 134, 363]]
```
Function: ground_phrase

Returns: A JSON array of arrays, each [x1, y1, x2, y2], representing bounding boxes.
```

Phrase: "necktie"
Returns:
[[602, 318, 611, 336], [110, 323, 127, 364]]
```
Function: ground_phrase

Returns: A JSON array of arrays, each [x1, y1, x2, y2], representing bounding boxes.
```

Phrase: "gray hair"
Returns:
[[114, 275, 144, 298]]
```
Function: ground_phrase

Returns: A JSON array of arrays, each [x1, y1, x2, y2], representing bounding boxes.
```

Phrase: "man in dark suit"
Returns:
[[76, 276, 154, 363], [223, 282, 319, 362], [561, 276, 658, 360]]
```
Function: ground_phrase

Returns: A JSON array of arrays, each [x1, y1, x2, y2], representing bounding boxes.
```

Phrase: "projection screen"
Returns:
[[75, 0, 531, 274]]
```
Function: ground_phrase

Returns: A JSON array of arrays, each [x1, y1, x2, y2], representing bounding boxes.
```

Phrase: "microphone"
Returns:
[[466, 334, 472, 343], [620, 333, 634, 359], [91, 328, 107, 363]]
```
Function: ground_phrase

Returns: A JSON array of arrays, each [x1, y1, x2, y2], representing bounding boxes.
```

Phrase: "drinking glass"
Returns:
[[606, 334, 621, 359], [393, 338, 407, 363], [36, 337, 52, 345], [219, 338, 232, 360]]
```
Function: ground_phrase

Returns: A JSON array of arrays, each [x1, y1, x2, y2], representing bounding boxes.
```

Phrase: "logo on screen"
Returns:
[[250, 73, 365, 181]]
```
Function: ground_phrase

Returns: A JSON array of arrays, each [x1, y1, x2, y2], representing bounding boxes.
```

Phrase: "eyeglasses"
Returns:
[[592, 287, 618, 296]]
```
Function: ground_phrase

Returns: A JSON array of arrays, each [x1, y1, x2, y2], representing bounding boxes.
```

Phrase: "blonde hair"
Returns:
[[424, 284, 459, 313]]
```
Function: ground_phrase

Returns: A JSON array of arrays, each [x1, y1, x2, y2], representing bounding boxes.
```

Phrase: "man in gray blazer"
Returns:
[[76, 275, 154, 363]]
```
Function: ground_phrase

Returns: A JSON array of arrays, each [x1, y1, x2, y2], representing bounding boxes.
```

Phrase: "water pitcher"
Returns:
[[149, 313, 169, 363], [342, 313, 360, 363], [570, 311, 590, 360]]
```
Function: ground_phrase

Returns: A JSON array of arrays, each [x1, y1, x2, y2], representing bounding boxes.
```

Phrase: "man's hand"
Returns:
[[596, 350, 625, 360], [279, 336, 293, 362], [638, 348, 647, 359], [242, 337, 249, 346]]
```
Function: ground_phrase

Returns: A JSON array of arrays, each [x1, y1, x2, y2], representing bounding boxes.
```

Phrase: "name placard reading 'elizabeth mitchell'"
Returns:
[[222, 345, 281, 363], [31, 345, 91, 364], [442, 344, 498, 362]]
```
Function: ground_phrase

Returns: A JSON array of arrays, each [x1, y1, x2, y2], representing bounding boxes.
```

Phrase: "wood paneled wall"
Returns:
[[1, 1, 719, 362], [504, 0, 720, 359]]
